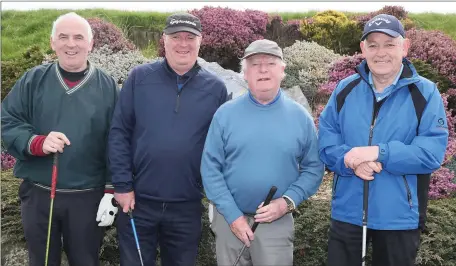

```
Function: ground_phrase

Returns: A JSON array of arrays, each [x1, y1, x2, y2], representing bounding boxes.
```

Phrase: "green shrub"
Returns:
[[411, 58, 455, 94], [2, 168, 455, 266], [1, 45, 44, 101], [300, 10, 362, 55], [282, 40, 341, 109]]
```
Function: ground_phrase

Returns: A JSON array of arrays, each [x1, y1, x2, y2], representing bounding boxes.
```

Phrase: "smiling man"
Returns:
[[108, 12, 228, 266], [1, 12, 119, 266], [201, 39, 324, 266], [318, 14, 448, 266]]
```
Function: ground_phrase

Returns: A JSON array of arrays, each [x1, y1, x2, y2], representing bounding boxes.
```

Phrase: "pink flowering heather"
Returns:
[[88, 18, 136, 53], [318, 53, 364, 96], [1, 151, 16, 170], [407, 29, 456, 85], [429, 167, 456, 199]]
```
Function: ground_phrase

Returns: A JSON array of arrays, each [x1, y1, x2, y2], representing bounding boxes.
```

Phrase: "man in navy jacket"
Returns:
[[108, 12, 228, 266]]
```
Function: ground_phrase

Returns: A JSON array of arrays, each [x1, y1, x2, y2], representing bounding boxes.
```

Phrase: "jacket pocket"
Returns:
[[332, 174, 340, 199], [402, 175, 413, 208]]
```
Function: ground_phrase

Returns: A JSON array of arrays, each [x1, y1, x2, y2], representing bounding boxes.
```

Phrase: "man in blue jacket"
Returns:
[[201, 39, 324, 266], [319, 14, 448, 266], [108, 13, 228, 266]]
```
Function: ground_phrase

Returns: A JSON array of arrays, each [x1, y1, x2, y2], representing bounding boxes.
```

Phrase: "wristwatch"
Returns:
[[283, 197, 295, 213]]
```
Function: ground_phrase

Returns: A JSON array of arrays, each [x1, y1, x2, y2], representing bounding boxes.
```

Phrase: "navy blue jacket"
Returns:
[[108, 59, 228, 201], [319, 59, 448, 230]]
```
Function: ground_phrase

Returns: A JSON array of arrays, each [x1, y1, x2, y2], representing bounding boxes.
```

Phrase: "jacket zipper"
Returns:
[[402, 175, 413, 208], [174, 94, 180, 113]]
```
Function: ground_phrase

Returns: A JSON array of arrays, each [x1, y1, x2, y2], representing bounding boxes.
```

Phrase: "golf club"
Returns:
[[362, 180, 369, 266], [45, 153, 59, 266], [233, 186, 278, 266], [128, 209, 144, 266]]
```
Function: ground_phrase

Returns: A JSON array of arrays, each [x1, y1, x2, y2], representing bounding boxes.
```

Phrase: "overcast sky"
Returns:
[[2, 1, 456, 13]]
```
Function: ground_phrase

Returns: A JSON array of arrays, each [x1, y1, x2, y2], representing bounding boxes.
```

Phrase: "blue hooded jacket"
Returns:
[[318, 59, 448, 230]]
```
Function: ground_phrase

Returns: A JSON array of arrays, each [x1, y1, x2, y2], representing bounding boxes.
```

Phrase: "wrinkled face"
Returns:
[[244, 54, 285, 103], [360, 32, 410, 79], [50, 17, 93, 72], [164, 32, 201, 73]]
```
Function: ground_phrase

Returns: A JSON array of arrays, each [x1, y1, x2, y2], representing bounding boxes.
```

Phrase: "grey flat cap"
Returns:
[[241, 39, 283, 60]]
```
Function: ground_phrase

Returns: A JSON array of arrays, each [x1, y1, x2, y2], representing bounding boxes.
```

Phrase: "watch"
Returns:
[[283, 197, 295, 213]]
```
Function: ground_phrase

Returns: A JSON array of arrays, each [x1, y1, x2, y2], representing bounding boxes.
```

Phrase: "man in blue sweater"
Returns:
[[201, 39, 324, 265], [108, 13, 228, 266]]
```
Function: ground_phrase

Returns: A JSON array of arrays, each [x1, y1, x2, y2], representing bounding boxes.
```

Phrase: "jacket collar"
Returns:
[[161, 58, 201, 79], [355, 58, 420, 88]]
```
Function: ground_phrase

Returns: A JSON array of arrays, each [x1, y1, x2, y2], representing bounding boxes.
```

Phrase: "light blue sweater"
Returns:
[[201, 91, 324, 224]]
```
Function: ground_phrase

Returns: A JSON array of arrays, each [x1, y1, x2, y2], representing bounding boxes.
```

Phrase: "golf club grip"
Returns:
[[51, 153, 58, 198], [251, 186, 277, 232]]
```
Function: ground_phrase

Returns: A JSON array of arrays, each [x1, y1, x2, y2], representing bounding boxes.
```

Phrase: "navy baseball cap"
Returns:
[[361, 14, 405, 41]]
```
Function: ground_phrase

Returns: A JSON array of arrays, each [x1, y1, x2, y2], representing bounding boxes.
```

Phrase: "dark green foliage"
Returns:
[[1, 45, 44, 101], [410, 58, 455, 94]]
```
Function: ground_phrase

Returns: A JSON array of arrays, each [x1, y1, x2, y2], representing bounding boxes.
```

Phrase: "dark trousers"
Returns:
[[116, 197, 203, 266], [327, 219, 421, 266], [19, 180, 105, 266]]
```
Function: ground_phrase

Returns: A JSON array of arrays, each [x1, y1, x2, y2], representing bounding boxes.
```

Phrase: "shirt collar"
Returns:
[[369, 64, 404, 89], [248, 89, 282, 106]]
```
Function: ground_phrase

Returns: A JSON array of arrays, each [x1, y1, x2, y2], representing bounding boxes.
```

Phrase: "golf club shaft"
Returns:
[[129, 210, 144, 266], [361, 180, 369, 266], [233, 186, 278, 266], [45, 153, 59, 266]]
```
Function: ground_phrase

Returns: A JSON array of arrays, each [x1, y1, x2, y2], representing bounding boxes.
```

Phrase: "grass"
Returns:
[[1, 9, 456, 61]]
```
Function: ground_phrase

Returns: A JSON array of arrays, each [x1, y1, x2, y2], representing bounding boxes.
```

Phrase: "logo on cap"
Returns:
[[368, 17, 392, 27], [170, 19, 197, 27]]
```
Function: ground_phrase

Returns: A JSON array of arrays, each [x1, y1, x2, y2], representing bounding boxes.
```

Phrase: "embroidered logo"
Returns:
[[368, 17, 392, 27], [170, 19, 197, 27]]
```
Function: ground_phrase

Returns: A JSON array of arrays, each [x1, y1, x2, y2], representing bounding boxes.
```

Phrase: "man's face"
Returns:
[[360, 32, 410, 79], [244, 54, 285, 102], [164, 32, 201, 70], [50, 17, 93, 72]]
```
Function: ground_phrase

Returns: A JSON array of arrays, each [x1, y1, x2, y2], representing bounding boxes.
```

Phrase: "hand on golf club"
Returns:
[[42, 131, 71, 154], [230, 216, 254, 247], [254, 198, 288, 223], [344, 146, 379, 169], [114, 191, 135, 213], [354, 161, 383, 180]]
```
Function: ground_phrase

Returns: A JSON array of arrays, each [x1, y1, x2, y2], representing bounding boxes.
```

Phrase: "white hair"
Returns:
[[240, 56, 286, 73], [363, 35, 404, 46], [51, 12, 93, 42]]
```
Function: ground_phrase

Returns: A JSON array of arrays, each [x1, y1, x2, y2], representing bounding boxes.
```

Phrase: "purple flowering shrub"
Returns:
[[355, 6, 414, 30], [1, 151, 16, 170], [264, 15, 303, 48], [407, 29, 456, 85], [88, 18, 136, 53], [159, 6, 268, 71]]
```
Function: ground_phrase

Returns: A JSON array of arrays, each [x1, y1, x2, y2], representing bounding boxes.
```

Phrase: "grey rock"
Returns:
[[283, 85, 312, 114]]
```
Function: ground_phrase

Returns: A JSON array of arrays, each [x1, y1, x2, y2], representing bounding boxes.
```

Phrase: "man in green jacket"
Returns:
[[1, 12, 118, 266]]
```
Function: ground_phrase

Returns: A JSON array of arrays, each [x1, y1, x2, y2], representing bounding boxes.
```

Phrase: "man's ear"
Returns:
[[402, 38, 411, 57], [360, 41, 367, 58]]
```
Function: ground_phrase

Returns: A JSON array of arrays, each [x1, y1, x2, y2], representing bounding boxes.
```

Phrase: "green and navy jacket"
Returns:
[[1, 62, 119, 190]]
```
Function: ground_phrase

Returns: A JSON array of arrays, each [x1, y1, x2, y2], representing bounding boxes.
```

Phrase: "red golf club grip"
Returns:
[[51, 153, 58, 199], [251, 186, 277, 232]]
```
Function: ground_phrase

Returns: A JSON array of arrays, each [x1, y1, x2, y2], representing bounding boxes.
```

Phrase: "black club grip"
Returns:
[[251, 186, 277, 232]]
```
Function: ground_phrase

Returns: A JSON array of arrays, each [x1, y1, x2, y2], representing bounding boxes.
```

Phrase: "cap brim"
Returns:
[[361, 29, 401, 41], [241, 51, 283, 60], [164, 26, 201, 36]]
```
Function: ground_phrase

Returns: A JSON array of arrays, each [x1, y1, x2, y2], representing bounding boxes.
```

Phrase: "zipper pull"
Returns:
[[369, 125, 374, 139], [174, 94, 180, 113], [408, 193, 413, 208]]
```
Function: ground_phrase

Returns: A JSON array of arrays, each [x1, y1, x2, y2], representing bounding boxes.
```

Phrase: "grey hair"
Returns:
[[363, 35, 404, 46], [51, 12, 93, 42], [240, 56, 286, 73]]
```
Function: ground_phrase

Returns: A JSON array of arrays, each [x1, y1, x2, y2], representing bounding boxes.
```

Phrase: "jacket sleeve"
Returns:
[[108, 68, 136, 193], [1, 71, 37, 160], [105, 77, 120, 190], [318, 86, 355, 176], [201, 115, 244, 225], [377, 85, 449, 175], [284, 111, 325, 206]]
